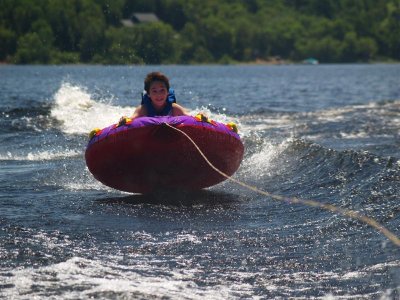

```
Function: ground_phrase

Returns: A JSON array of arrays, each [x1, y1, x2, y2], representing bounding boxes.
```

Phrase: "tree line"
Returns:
[[0, 0, 399, 64]]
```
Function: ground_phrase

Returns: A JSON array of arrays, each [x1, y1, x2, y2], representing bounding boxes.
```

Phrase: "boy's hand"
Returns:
[[118, 116, 131, 126]]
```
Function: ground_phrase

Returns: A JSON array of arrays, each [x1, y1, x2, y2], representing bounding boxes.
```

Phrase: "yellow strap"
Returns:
[[226, 122, 238, 133], [89, 128, 101, 139]]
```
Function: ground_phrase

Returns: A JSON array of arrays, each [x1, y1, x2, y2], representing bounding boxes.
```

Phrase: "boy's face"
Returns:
[[149, 81, 168, 109]]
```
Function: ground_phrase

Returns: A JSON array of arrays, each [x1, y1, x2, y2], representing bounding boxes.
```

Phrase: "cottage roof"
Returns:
[[132, 13, 159, 23], [121, 12, 159, 27]]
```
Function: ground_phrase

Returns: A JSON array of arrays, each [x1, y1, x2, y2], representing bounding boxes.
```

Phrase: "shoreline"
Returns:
[[1, 59, 399, 67]]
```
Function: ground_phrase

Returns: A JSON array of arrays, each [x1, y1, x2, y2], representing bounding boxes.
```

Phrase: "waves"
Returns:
[[240, 139, 399, 222], [1, 82, 400, 197], [4, 80, 400, 141], [1, 81, 399, 225], [1, 226, 398, 299], [2, 66, 400, 299], [1, 256, 247, 299]]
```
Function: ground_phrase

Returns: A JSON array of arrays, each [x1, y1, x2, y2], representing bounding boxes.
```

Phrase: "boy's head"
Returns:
[[144, 72, 170, 93]]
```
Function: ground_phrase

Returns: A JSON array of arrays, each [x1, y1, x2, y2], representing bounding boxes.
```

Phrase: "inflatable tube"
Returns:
[[85, 115, 244, 194]]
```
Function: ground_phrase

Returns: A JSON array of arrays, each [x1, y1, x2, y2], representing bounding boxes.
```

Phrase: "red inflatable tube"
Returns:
[[85, 115, 244, 194]]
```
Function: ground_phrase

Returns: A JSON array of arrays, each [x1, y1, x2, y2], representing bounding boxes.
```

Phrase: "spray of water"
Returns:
[[50, 83, 132, 135]]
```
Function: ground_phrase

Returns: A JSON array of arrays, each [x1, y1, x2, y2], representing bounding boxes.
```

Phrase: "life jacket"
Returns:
[[141, 88, 177, 117]]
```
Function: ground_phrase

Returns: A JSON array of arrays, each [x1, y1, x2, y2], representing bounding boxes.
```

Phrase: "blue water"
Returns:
[[0, 64, 399, 299]]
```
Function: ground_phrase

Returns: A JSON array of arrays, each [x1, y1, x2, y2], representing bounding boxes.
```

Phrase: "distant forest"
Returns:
[[0, 0, 399, 64]]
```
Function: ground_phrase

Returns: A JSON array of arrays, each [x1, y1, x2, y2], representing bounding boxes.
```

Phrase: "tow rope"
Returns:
[[165, 122, 400, 248]]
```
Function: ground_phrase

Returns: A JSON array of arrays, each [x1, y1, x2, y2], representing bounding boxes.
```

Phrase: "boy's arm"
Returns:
[[130, 105, 147, 120], [172, 103, 190, 116], [119, 105, 147, 125]]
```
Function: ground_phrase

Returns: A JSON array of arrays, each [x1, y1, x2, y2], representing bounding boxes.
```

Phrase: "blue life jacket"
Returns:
[[141, 88, 177, 117]]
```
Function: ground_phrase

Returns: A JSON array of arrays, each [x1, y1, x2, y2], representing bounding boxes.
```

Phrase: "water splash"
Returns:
[[240, 139, 292, 180], [50, 83, 132, 135], [49, 83, 242, 137], [0, 149, 81, 161]]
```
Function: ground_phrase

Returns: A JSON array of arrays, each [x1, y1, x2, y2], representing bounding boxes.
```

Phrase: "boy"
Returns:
[[129, 72, 190, 120]]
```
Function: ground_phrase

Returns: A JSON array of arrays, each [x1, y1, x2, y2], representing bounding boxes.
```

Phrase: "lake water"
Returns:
[[0, 64, 399, 299]]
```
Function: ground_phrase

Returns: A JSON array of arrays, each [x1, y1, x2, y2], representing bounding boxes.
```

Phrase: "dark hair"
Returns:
[[144, 72, 170, 93]]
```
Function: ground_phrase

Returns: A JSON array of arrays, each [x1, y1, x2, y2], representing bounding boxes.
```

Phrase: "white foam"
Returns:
[[238, 114, 293, 138], [59, 179, 111, 192], [1, 249, 397, 299], [50, 83, 132, 135], [46, 165, 117, 192], [339, 131, 369, 139], [241, 139, 292, 179], [11, 116, 45, 132], [0, 256, 256, 299], [0, 149, 81, 161]]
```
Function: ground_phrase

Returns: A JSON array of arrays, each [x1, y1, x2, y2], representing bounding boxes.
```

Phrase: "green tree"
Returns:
[[269, 16, 303, 58], [179, 22, 211, 63], [77, 1, 106, 61], [32, 19, 54, 47], [0, 0, 398, 64], [123, 0, 157, 16], [95, 0, 124, 25], [0, 27, 16, 60], [103, 27, 143, 64], [342, 31, 359, 62], [378, 2, 400, 59], [232, 18, 257, 61], [12, 0, 45, 34], [198, 16, 234, 60], [133, 22, 180, 64], [356, 37, 377, 61], [14, 32, 51, 63], [295, 36, 343, 62], [156, 0, 187, 31], [46, 1, 80, 52]]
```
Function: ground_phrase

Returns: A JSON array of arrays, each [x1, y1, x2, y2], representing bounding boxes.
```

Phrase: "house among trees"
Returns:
[[121, 13, 159, 27]]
